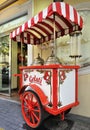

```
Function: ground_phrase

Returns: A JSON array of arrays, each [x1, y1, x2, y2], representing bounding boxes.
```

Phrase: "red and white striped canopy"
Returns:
[[10, 2, 83, 45]]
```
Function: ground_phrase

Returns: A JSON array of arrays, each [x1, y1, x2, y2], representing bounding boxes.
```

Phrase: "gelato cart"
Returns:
[[10, 2, 83, 128]]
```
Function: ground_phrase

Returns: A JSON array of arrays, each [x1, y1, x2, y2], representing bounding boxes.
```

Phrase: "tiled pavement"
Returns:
[[0, 98, 90, 130], [0, 98, 24, 130]]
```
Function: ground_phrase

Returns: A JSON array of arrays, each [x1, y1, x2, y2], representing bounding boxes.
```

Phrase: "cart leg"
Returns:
[[61, 112, 65, 120]]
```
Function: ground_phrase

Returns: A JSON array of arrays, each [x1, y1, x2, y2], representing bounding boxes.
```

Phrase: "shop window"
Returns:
[[0, 35, 10, 94]]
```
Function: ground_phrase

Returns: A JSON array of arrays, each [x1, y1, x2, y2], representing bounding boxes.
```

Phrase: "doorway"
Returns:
[[0, 35, 11, 95], [11, 40, 27, 92], [0, 36, 27, 96], [17, 42, 27, 90]]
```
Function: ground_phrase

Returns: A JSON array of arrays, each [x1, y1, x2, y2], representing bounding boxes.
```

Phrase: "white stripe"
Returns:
[[56, 16, 67, 29], [29, 29, 41, 38], [34, 14, 39, 24], [77, 12, 80, 26], [28, 20, 31, 28], [24, 32, 27, 37], [17, 28, 20, 35], [16, 36, 20, 42], [43, 7, 48, 19], [61, 2, 66, 17], [32, 26, 46, 36], [53, 2, 56, 11], [70, 5, 74, 21], [13, 31, 15, 37], [22, 24, 25, 32], [38, 23, 52, 33], [65, 29, 69, 35]]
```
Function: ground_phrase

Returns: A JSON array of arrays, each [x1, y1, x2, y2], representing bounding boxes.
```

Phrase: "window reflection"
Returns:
[[0, 35, 10, 93]]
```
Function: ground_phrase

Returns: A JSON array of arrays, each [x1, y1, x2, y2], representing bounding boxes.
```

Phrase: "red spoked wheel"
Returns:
[[21, 90, 43, 128]]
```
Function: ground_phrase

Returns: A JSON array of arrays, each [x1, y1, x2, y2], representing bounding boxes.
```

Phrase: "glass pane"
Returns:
[[0, 35, 10, 95]]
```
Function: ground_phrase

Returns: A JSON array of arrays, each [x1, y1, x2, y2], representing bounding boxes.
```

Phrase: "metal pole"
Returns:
[[20, 36, 23, 66], [53, 16, 56, 56]]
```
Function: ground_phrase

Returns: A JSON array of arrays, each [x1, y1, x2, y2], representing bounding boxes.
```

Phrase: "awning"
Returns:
[[10, 2, 83, 45]]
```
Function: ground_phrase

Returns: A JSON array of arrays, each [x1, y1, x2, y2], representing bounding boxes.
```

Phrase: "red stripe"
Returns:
[[34, 24, 50, 35], [25, 31, 39, 39], [13, 37, 16, 41], [24, 32, 35, 44], [73, 8, 78, 25], [48, 3, 53, 16], [25, 22, 28, 30], [59, 15, 73, 33], [31, 17, 34, 26], [26, 30, 47, 44], [27, 33, 30, 44], [24, 33, 27, 44], [65, 3, 70, 20], [47, 17, 64, 31], [38, 11, 43, 22], [40, 22, 53, 32], [80, 16, 83, 29], [30, 35, 34, 44], [19, 26, 22, 34], [56, 2, 62, 15], [14, 31, 16, 38], [20, 33, 24, 43], [34, 38, 40, 45], [30, 28, 44, 38]]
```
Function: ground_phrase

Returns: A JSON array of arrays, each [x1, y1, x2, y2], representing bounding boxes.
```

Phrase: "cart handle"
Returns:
[[13, 74, 21, 77]]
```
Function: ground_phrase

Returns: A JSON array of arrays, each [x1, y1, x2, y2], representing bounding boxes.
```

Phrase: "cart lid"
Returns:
[[10, 2, 83, 45]]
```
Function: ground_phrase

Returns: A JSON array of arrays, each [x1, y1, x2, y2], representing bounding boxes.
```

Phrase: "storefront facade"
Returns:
[[0, 0, 32, 95], [0, 0, 53, 96]]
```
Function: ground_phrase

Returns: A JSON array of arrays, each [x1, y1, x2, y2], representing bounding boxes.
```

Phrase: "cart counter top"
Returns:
[[19, 64, 80, 70]]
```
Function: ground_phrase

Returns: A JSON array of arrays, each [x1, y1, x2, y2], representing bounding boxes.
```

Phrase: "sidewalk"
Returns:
[[0, 98, 90, 130], [0, 98, 24, 130]]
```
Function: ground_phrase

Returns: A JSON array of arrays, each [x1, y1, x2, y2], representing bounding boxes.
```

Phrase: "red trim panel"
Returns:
[[30, 84, 49, 106], [44, 102, 79, 115]]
